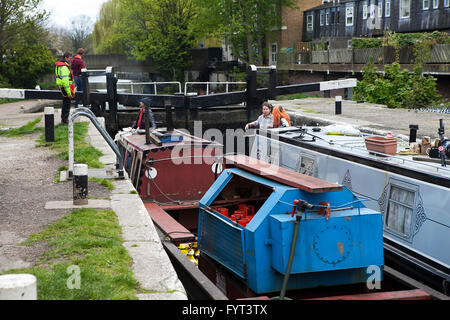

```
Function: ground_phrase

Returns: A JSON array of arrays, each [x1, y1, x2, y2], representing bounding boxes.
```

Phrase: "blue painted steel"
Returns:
[[198, 168, 384, 294]]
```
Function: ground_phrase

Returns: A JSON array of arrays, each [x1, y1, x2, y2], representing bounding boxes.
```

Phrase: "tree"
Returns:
[[0, 0, 48, 53], [195, 0, 296, 64], [70, 15, 94, 53], [0, 0, 55, 88], [93, 0, 124, 54], [114, 0, 198, 81]]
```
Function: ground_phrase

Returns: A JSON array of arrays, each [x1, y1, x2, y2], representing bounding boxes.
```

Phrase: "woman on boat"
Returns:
[[244, 102, 273, 131], [272, 105, 291, 128]]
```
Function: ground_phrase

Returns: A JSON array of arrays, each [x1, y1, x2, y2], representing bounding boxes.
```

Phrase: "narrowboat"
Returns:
[[248, 124, 450, 296]]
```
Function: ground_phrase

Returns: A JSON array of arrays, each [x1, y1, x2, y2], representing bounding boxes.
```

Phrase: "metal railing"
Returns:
[[184, 81, 246, 95], [122, 82, 182, 94]]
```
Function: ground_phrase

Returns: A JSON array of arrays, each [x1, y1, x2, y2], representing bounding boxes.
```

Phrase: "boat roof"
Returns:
[[117, 128, 222, 152], [264, 126, 450, 182]]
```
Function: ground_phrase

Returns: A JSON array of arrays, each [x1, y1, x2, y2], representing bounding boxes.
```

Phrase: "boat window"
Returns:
[[296, 155, 316, 176], [385, 185, 415, 237]]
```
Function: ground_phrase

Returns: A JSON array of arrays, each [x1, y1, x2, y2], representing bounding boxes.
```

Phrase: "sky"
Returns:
[[40, 0, 109, 28]]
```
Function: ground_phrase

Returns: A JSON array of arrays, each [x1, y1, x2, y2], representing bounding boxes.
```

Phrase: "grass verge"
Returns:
[[0, 117, 43, 137], [36, 121, 104, 169], [5, 208, 138, 300]]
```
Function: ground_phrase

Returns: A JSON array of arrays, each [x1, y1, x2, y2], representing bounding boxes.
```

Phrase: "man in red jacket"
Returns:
[[71, 48, 86, 107]]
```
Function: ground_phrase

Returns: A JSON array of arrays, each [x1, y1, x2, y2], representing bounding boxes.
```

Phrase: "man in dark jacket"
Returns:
[[71, 48, 86, 107], [132, 97, 156, 130]]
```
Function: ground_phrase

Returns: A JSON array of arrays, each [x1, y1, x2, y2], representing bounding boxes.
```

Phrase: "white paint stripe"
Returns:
[[0, 89, 25, 99], [319, 78, 357, 91], [74, 163, 88, 176]]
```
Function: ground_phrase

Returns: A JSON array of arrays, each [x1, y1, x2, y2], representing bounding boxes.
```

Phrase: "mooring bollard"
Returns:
[[44, 107, 54, 142], [73, 164, 88, 205], [0, 274, 37, 300], [409, 124, 419, 143], [335, 96, 342, 115]]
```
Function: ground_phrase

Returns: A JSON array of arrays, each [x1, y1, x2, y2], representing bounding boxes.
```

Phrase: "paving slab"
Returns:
[[44, 199, 111, 210]]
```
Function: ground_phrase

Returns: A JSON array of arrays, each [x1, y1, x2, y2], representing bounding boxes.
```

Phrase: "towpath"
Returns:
[[0, 100, 187, 300]]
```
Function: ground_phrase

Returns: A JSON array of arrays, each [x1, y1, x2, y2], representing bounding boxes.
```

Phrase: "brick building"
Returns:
[[266, 0, 323, 65]]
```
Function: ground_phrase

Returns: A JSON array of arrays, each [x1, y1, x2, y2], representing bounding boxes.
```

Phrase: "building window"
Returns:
[[307, 14, 314, 31], [445, 0, 449, 7], [385, 0, 391, 16], [385, 185, 415, 238], [378, 1, 383, 17], [423, 0, 430, 9], [320, 11, 324, 26], [326, 11, 330, 25], [346, 6, 354, 26], [400, 0, 411, 18], [270, 43, 277, 65], [433, 0, 439, 8], [363, 3, 368, 19], [370, 3, 376, 17]]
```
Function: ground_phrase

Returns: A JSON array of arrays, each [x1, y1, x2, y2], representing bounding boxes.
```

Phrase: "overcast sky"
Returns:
[[40, 0, 109, 28]]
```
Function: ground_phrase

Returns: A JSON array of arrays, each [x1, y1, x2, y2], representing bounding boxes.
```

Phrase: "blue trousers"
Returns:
[[74, 76, 83, 107]]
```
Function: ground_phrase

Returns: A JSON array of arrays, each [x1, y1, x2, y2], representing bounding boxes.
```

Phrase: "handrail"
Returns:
[[122, 82, 182, 94], [68, 107, 124, 178], [184, 81, 246, 95]]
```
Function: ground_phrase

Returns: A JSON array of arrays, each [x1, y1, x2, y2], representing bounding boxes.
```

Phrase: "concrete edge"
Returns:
[[86, 120, 188, 300]]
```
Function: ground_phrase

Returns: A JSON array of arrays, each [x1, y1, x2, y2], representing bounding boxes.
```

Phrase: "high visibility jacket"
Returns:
[[55, 60, 75, 97]]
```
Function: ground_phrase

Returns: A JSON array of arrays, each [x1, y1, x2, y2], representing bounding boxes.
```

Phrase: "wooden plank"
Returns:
[[144, 202, 196, 245], [224, 154, 342, 193], [305, 289, 431, 300]]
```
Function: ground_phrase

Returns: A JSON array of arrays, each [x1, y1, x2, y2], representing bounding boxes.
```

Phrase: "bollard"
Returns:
[[44, 107, 54, 142], [0, 274, 37, 300], [73, 164, 88, 205], [335, 96, 342, 115], [409, 124, 419, 143]]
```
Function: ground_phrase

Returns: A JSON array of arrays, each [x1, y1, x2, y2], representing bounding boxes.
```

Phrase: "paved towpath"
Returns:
[[0, 100, 187, 300], [275, 98, 450, 140]]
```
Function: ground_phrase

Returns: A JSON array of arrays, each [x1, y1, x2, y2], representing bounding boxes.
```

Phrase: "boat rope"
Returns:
[[277, 197, 370, 209]]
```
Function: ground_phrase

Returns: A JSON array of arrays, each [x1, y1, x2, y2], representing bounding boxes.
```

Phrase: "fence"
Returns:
[[279, 44, 450, 66]]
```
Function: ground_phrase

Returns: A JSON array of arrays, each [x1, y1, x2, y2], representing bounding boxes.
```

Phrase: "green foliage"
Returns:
[[1, 44, 55, 88], [195, 0, 297, 64], [0, 0, 54, 88], [353, 58, 441, 109], [37, 122, 105, 169], [351, 38, 382, 49], [106, 0, 197, 81]]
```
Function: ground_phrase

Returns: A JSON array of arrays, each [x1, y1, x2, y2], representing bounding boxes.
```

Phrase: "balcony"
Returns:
[[278, 44, 450, 75]]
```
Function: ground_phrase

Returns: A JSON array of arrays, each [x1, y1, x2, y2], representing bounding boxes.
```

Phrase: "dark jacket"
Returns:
[[71, 55, 85, 77], [132, 98, 156, 129]]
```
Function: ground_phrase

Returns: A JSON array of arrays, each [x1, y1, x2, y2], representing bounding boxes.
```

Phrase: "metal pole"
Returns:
[[68, 112, 74, 179], [44, 107, 54, 142], [246, 65, 257, 123]]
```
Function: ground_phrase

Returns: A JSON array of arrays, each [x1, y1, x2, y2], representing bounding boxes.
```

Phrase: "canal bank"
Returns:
[[0, 100, 187, 300]]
